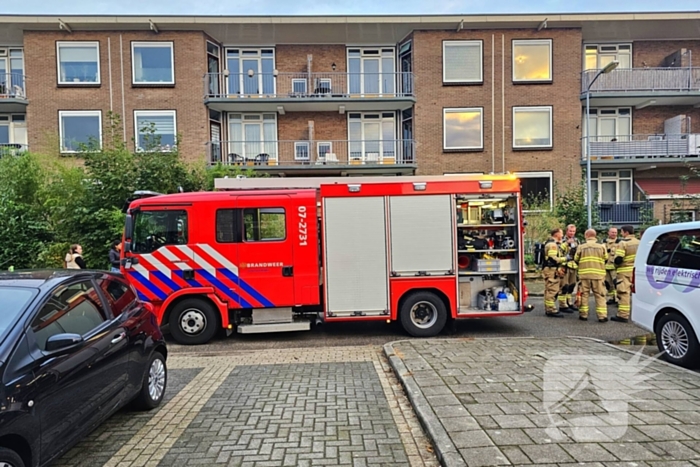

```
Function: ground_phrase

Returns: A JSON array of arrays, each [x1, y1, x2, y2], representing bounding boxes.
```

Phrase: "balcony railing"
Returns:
[[582, 67, 700, 93], [204, 72, 414, 99], [596, 201, 654, 226], [583, 134, 700, 161], [0, 143, 28, 157], [206, 139, 416, 167], [0, 73, 27, 99]]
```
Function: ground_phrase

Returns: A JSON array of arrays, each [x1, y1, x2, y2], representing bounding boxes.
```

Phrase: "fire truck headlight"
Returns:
[[479, 180, 493, 189], [348, 184, 361, 193], [413, 182, 427, 191]]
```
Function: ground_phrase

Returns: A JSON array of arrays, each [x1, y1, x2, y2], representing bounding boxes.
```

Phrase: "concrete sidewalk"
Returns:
[[386, 337, 700, 467]]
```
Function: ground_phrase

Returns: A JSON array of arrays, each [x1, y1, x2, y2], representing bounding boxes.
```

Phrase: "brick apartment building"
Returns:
[[1, 13, 700, 225]]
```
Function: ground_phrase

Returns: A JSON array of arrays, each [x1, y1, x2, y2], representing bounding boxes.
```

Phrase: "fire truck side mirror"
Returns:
[[123, 241, 132, 254], [125, 215, 134, 241]]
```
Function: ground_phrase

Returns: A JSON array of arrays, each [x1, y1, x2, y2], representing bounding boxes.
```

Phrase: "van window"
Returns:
[[647, 229, 700, 270], [216, 209, 241, 243], [132, 210, 188, 253], [243, 208, 286, 242]]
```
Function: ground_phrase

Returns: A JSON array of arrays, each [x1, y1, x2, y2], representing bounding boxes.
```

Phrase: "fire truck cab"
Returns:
[[121, 175, 530, 345]]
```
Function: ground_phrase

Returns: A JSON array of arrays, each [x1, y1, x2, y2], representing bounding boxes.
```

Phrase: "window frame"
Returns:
[[131, 41, 175, 86], [512, 106, 553, 150], [646, 228, 700, 271], [442, 40, 483, 84], [215, 208, 242, 244], [58, 110, 103, 154], [133, 110, 177, 152], [590, 169, 633, 203], [131, 209, 188, 254], [56, 41, 101, 86], [514, 171, 554, 212], [243, 207, 286, 243], [512, 39, 553, 84], [294, 141, 310, 161], [442, 107, 484, 151]]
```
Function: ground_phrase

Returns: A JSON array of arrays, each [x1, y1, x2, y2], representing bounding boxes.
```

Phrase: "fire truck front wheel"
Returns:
[[400, 291, 447, 337], [169, 298, 219, 345]]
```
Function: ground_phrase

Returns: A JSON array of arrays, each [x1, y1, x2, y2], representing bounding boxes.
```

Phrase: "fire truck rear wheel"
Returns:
[[400, 291, 447, 337], [169, 298, 219, 345]]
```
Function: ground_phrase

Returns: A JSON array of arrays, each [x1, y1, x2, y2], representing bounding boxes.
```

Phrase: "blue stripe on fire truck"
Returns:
[[129, 271, 168, 300], [196, 269, 254, 308], [218, 268, 275, 308]]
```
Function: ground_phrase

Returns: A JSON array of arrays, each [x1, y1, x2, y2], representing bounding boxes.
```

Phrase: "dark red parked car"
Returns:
[[0, 270, 168, 467]]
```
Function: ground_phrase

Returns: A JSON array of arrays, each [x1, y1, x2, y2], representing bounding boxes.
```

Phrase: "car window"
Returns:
[[647, 229, 700, 271], [97, 277, 137, 317], [0, 287, 37, 342], [31, 280, 110, 351]]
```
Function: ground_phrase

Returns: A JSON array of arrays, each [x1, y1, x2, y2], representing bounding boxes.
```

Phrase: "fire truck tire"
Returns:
[[399, 291, 447, 337], [169, 298, 219, 345]]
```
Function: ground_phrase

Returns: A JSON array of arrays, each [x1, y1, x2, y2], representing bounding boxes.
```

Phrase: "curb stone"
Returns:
[[383, 342, 466, 467]]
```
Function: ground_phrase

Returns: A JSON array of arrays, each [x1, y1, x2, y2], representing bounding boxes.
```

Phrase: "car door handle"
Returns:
[[111, 332, 126, 345]]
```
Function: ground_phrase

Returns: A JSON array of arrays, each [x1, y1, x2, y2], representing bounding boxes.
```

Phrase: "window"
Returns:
[[97, 278, 137, 316], [132, 210, 188, 254], [513, 40, 552, 82], [670, 210, 696, 224], [59, 111, 102, 153], [317, 142, 332, 160], [132, 42, 174, 85], [443, 108, 483, 151], [292, 79, 307, 95], [348, 48, 395, 95], [57, 42, 100, 84], [0, 113, 27, 153], [0, 48, 25, 94], [442, 41, 482, 84], [32, 281, 109, 351], [134, 110, 176, 152], [584, 44, 631, 71], [513, 106, 552, 149], [584, 107, 632, 143], [294, 141, 309, 161], [216, 209, 240, 243], [590, 170, 632, 203], [243, 208, 285, 242], [226, 48, 275, 95], [515, 172, 553, 210], [227, 113, 277, 161], [348, 112, 396, 162], [646, 229, 700, 271]]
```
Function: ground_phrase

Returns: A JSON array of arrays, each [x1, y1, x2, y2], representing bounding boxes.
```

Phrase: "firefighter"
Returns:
[[612, 224, 640, 323], [559, 224, 580, 312], [574, 228, 609, 322], [604, 227, 620, 305], [542, 228, 567, 317]]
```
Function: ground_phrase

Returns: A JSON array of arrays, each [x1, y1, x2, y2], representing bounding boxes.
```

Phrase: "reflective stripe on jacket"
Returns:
[[574, 238, 608, 279], [616, 237, 640, 275]]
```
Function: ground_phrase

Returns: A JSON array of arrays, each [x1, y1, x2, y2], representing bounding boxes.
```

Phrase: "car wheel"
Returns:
[[0, 447, 25, 467], [133, 351, 167, 410], [169, 298, 219, 345], [656, 312, 700, 369], [399, 291, 448, 337]]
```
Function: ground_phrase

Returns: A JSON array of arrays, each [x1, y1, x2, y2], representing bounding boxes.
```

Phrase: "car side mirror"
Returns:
[[45, 333, 84, 353]]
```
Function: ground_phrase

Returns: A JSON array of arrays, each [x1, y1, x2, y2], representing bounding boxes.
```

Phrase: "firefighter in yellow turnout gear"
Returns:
[[574, 228, 609, 322], [612, 224, 640, 323], [604, 227, 620, 305], [542, 228, 568, 317], [559, 224, 580, 312]]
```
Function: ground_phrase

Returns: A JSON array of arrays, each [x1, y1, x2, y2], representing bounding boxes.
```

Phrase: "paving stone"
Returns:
[[457, 446, 510, 466], [450, 430, 495, 449], [560, 443, 619, 462], [485, 428, 534, 446], [636, 425, 692, 441], [600, 443, 662, 461], [520, 444, 575, 464], [441, 415, 481, 432], [500, 446, 532, 465], [492, 414, 537, 429]]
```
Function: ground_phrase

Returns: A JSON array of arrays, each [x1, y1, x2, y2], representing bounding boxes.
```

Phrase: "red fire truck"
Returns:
[[120, 175, 532, 345]]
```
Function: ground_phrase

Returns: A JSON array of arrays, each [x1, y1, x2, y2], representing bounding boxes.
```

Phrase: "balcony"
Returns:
[[203, 72, 415, 112], [595, 201, 655, 226], [0, 143, 28, 157], [0, 73, 28, 112], [582, 134, 700, 165], [581, 68, 700, 106], [206, 139, 416, 175]]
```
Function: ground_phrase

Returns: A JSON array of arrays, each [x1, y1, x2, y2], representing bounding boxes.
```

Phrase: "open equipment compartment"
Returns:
[[455, 192, 523, 314]]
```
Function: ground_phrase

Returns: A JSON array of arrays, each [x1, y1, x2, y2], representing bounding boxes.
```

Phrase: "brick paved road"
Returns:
[[387, 338, 700, 467], [56, 346, 439, 467]]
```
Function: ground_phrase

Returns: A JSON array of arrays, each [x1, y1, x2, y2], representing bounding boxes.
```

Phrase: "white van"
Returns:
[[633, 221, 700, 368]]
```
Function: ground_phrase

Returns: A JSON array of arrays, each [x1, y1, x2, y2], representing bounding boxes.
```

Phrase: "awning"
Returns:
[[635, 178, 700, 199]]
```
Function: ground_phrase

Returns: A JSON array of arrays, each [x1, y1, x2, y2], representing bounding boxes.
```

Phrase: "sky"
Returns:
[[2, 0, 699, 15]]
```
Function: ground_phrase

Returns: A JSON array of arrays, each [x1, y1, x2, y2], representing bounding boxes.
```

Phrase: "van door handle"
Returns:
[[282, 266, 293, 277], [111, 332, 126, 345]]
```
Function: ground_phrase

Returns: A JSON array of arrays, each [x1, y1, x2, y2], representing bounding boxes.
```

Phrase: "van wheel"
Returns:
[[0, 447, 24, 467], [656, 313, 699, 369], [400, 291, 447, 337], [169, 298, 219, 345]]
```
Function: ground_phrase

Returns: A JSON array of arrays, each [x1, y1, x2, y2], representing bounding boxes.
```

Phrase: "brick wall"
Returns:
[[412, 28, 583, 188], [276, 112, 349, 164], [24, 30, 209, 163], [276, 45, 346, 73], [633, 41, 700, 67], [633, 107, 700, 134]]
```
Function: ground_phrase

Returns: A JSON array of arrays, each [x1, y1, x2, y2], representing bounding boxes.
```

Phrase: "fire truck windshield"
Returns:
[[131, 209, 188, 254]]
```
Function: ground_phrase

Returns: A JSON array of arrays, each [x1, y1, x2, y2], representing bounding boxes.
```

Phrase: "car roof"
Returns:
[[641, 221, 700, 240], [0, 269, 108, 290]]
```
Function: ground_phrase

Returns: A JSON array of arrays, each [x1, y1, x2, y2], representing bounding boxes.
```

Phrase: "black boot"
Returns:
[[611, 316, 629, 323], [546, 312, 565, 318]]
